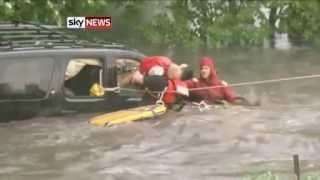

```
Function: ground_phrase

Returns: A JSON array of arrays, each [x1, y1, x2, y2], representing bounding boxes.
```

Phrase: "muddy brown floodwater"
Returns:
[[0, 49, 320, 180]]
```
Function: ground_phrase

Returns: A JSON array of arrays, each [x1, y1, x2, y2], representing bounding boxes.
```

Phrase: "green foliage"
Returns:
[[242, 171, 280, 180], [284, 0, 320, 45], [0, 0, 319, 48], [242, 171, 320, 180]]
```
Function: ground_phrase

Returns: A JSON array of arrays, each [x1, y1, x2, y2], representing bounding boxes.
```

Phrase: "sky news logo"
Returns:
[[67, 16, 112, 30]]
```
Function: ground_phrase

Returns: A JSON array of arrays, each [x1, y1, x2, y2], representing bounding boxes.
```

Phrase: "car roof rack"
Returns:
[[0, 21, 127, 51]]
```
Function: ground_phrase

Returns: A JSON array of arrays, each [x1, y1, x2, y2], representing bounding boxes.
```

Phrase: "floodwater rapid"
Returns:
[[1, 49, 320, 180]]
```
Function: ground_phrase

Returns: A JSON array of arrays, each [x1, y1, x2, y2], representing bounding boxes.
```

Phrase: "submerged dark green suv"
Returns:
[[0, 22, 145, 120]]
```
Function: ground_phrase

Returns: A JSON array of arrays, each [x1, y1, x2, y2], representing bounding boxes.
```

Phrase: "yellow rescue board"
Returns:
[[89, 104, 167, 127]]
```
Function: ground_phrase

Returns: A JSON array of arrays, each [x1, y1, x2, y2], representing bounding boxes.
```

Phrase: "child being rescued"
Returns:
[[130, 56, 189, 110], [162, 64, 189, 110]]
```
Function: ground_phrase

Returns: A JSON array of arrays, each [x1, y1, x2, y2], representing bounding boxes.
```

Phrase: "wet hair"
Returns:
[[181, 66, 194, 81], [167, 64, 182, 79]]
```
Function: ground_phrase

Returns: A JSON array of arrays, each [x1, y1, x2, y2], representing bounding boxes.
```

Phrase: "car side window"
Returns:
[[115, 58, 141, 96], [116, 58, 139, 88], [64, 58, 104, 97], [0, 57, 54, 101]]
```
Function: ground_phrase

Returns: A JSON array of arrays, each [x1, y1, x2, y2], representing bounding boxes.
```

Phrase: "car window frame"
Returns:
[[63, 55, 108, 102]]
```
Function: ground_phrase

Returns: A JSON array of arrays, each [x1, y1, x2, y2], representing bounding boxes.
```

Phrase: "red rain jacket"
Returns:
[[163, 79, 188, 105], [139, 56, 172, 76], [186, 57, 237, 102]]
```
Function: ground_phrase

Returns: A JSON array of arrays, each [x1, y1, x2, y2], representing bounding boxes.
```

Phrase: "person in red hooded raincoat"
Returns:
[[186, 57, 248, 105]]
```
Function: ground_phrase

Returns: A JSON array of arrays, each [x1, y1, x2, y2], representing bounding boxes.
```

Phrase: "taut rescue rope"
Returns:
[[119, 74, 320, 94]]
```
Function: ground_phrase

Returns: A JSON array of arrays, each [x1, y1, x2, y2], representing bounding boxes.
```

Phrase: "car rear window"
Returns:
[[0, 57, 54, 101]]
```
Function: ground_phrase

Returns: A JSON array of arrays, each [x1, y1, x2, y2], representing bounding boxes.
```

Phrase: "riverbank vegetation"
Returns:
[[1, 0, 319, 49]]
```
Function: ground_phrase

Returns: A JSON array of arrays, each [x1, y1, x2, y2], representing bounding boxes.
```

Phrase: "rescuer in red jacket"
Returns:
[[139, 56, 172, 76], [186, 57, 248, 104]]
